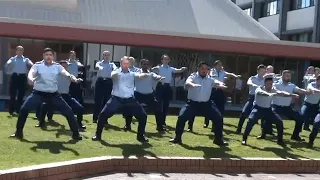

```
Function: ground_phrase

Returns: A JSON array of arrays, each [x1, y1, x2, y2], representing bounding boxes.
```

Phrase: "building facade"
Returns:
[[0, 0, 320, 110], [236, 0, 320, 66]]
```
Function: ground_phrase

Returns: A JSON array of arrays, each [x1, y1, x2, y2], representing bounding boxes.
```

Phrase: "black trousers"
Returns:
[[95, 96, 147, 138], [155, 83, 172, 125], [124, 92, 163, 129], [9, 73, 27, 114], [175, 100, 224, 142], [16, 90, 79, 135], [93, 78, 113, 121]]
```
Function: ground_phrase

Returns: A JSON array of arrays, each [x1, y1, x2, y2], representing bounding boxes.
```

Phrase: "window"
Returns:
[[263, 0, 281, 17], [288, 32, 313, 42], [292, 0, 314, 10], [244, 8, 252, 16]]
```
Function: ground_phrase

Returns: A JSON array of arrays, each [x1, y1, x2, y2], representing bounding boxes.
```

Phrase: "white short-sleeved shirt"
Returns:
[[272, 82, 297, 106], [305, 82, 320, 104], [248, 75, 265, 95], [68, 60, 82, 76], [158, 65, 178, 84], [254, 86, 276, 108], [135, 70, 161, 94], [96, 60, 117, 78], [210, 68, 227, 82], [58, 75, 71, 94], [186, 73, 216, 102], [32, 62, 63, 93], [111, 68, 135, 98], [6, 56, 31, 74]]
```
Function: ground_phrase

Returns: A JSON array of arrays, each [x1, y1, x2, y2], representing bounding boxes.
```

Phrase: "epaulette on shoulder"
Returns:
[[35, 61, 42, 64], [53, 62, 60, 65]]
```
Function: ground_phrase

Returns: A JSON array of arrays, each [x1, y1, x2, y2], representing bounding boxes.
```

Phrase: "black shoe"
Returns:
[[214, 140, 228, 146], [291, 135, 305, 142], [163, 124, 167, 129], [307, 141, 314, 148], [72, 134, 82, 140], [169, 138, 182, 144], [123, 125, 131, 131], [277, 140, 285, 146], [203, 124, 208, 128], [266, 133, 276, 136], [257, 135, 266, 139], [35, 122, 45, 128], [10, 132, 23, 139], [187, 127, 193, 132], [77, 121, 86, 129], [92, 135, 101, 141], [137, 135, 149, 143], [93, 119, 97, 123], [304, 127, 311, 131]]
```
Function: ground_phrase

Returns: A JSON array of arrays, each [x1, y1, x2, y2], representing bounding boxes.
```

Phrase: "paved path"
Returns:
[[81, 173, 320, 180]]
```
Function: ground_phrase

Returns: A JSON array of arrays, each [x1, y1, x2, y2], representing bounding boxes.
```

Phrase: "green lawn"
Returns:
[[0, 112, 319, 170]]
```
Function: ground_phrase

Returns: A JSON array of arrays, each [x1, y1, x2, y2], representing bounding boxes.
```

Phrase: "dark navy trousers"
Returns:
[[309, 113, 320, 143], [204, 88, 226, 126], [174, 100, 224, 142], [95, 96, 147, 137], [301, 102, 319, 130], [243, 105, 283, 141], [272, 105, 303, 136], [39, 93, 84, 124], [36, 103, 53, 120], [15, 90, 79, 135], [124, 92, 163, 129], [155, 83, 172, 126], [237, 94, 255, 132], [93, 77, 113, 121], [9, 73, 27, 114], [69, 82, 83, 105]]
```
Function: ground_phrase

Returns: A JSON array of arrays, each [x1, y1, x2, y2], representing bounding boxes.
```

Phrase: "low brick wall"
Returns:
[[1, 156, 320, 180]]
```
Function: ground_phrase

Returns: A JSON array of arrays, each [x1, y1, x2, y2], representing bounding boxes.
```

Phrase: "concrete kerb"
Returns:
[[1, 156, 320, 180]]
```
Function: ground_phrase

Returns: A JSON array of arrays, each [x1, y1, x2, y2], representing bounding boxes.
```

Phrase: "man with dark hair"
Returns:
[[38, 60, 86, 129], [169, 61, 228, 146], [5, 46, 34, 116], [201, 60, 240, 130], [10, 48, 82, 140], [123, 59, 166, 131], [307, 75, 320, 148], [151, 54, 187, 128], [302, 75, 320, 132], [267, 70, 311, 141], [93, 50, 117, 123], [241, 75, 292, 146], [236, 64, 266, 134], [67, 51, 84, 105]]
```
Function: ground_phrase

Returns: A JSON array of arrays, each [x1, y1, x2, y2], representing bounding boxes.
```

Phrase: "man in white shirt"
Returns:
[[92, 56, 151, 142], [10, 48, 83, 140]]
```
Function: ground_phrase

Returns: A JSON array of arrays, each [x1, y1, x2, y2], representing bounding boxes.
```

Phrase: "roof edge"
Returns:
[[0, 17, 319, 49]]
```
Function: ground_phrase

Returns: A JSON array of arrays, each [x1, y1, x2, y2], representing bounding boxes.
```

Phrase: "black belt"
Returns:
[[161, 82, 170, 85], [12, 73, 26, 76], [33, 90, 58, 97], [98, 77, 111, 81]]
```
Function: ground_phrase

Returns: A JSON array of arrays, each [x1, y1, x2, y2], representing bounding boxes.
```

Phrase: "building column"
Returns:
[[252, 0, 262, 20], [313, 0, 320, 43], [1, 38, 8, 94], [278, 0, 290, 39]]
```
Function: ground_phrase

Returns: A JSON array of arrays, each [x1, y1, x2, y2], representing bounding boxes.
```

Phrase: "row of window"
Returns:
[[243, 0, 314, 17]]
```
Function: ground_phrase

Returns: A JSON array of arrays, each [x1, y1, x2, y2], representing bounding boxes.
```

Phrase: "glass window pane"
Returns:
[[113, 45, 127, 63]]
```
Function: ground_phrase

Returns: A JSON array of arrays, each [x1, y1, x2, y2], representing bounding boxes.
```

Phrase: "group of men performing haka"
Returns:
[[6, 46, 320, 148]]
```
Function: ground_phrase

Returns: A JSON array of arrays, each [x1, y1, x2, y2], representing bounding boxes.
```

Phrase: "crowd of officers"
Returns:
[[6, 46, 320, 148]]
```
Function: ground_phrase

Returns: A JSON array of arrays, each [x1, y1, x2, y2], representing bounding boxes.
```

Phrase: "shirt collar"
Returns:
[[14, 55, 24, 59], [161, 64, 169, 68]]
